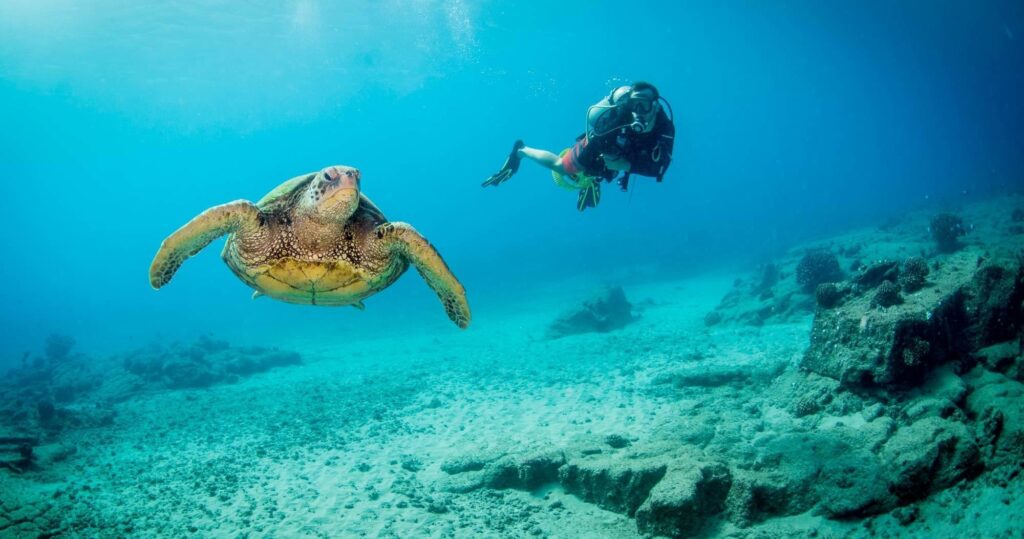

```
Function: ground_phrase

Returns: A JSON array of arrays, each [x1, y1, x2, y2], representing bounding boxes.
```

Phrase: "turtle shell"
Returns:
[[220, 173, 397, 305]]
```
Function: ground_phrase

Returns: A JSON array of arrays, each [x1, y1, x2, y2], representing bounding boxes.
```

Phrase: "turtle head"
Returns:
[[300, 165, 361, 222]]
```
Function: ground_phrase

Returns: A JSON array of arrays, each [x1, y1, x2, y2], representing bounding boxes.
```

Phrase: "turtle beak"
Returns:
[[318, 166, 361, 219]]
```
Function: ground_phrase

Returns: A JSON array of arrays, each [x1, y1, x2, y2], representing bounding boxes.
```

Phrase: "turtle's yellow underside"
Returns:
[[230, 257, 405, 306]]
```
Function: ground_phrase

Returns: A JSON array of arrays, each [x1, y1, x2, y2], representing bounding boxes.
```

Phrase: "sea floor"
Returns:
[[3, 274, 802, 538], [3, 195, 1024, 538]]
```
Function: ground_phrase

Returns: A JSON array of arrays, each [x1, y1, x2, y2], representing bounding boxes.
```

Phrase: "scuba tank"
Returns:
[[586, 86, 633, 138]]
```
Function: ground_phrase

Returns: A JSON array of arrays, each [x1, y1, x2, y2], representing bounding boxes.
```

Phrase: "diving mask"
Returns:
[[631, 98, 657, 115], [628, 98, 658, 132]]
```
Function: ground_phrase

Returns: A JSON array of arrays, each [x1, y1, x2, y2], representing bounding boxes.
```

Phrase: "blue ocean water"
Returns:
[[1, 0, 1021, 361]]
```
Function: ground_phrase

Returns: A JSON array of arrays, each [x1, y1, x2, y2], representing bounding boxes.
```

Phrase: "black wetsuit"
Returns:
[[566, 109, 675, 184]]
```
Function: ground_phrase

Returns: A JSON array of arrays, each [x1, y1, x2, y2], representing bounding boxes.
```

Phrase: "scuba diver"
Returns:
[[482, 81, 675, 211]]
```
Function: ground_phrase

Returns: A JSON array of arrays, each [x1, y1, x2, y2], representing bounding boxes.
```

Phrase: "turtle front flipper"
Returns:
[[150, 200, 262, 289], [378, 222, 471, 329]]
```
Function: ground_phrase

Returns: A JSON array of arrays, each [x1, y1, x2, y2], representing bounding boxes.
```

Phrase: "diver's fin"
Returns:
[[482, 140, 525, 187], [576, 182, 601, 212], [252, 290, 265, 300], [350, 301, 366, 311]]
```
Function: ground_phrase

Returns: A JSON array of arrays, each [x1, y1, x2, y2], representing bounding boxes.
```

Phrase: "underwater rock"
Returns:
[[634, 461, 732, 538], [121, 338, 302, 390], [930, 213, 966, 253], [852, 260, 900, 289], [0, 434, 38, 473], [437, 449, 565, 494], [604, 434, 630, 449], [483, 450, 565, 491], [958, 259, 1024, 349], [653, 366, 751, 388], [748, 433, 866, 515], [964, 368, 1024, 469], [558, 456, 667, 516], [795, 249, 844, 292], [43, 334, 75, 364], [652, 360, 786, 390], [703, 310, 723, 326], [752, 263, 780, 298], [545, 286, 636, 339], [725, 470, 794, 527], [30, 443, 76, 467], [35, 401, 55, 425], [803, 300, 952, 387], [440, 455, 491, 475], [814, 448, 892, 518], [900, 397, 960, 422], [802, 251, 1023, 388], [786, 374, 838, 418], [712, 261, 821, 327], [973, 340, 1023, 381], [880, 417, 981, 502], [0, 336, 117, 459]]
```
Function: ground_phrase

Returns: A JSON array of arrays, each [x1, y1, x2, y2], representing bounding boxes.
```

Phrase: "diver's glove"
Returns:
[[576, 181, 601, 212], [482, 140, 525, 187]]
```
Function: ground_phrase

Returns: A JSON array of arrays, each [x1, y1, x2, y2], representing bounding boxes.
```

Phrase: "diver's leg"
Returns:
[[519, 146, 570, 175], [482, 140, 576, 187]]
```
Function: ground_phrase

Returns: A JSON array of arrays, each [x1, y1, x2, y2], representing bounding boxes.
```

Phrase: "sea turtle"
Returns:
[[149, 165, 471, 328]]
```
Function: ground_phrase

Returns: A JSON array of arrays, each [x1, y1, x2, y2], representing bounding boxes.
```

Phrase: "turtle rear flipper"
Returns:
[[150, 200, 262, 289], [378, 222, 471, 329]]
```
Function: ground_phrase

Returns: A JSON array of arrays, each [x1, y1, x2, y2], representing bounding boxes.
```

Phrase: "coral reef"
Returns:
[[0, 334, 302, 477], [899, 256, 930, 292], [546, 286, 636, 339], [795, 249, 844, 291], [872, 280, 903, 308], [815, 282, 848, 309], [122, 336, 301, 389]]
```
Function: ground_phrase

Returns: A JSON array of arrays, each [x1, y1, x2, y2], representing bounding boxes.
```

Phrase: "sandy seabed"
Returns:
[[3, 195, 1024, 538]]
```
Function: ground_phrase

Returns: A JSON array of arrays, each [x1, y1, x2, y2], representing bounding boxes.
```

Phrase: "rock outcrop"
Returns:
[[802, 250, 1023, 388], [546, 286, 637, 339]]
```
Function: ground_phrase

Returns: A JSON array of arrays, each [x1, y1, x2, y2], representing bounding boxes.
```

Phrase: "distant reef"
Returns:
[[0, 335, 301, 474]]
